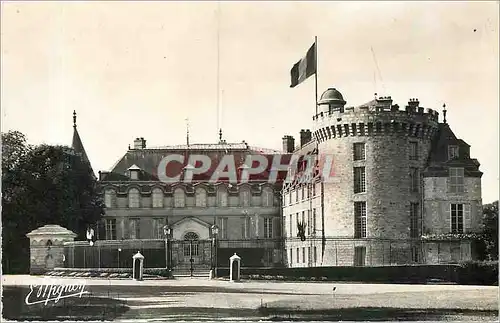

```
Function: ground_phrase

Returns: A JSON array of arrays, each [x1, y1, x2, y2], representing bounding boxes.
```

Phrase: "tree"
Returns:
[[480, 201, 498, 261], [2, 131, 105, 273]]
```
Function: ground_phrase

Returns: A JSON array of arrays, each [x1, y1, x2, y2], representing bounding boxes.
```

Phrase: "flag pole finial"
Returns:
[[73, 110, 77, 128]]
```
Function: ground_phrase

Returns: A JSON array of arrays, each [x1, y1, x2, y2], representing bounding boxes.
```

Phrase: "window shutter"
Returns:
[[444, 203, 451, 233], [464, 203, 471, 232], [273, 217, 280, 238]]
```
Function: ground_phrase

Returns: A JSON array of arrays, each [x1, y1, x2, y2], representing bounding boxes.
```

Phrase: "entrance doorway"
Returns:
[[183, 232, 201, 264]]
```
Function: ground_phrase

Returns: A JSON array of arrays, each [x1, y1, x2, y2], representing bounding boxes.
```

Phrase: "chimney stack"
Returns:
[[133, 137, 146, 149], [282, 135, 295, 153]]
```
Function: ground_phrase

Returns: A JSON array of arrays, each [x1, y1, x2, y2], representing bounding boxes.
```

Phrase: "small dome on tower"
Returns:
[[318, 88, 346, 105]]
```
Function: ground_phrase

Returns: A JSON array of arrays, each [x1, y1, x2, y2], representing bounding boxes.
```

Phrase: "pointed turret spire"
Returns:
[[71, 111, 95, 178], [442, 103, 447, 124]]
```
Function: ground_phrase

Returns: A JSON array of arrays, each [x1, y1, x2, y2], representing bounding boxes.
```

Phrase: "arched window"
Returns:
[[240, 188, 250, 207], [128, 188, 140, 208], [195, 187, 207, 207], [217, 187, 228, 207], [104, 189, 116, 208], [262, 187, 274, 207], [152, 188, 164, 208], [173, 188, 185, 208]]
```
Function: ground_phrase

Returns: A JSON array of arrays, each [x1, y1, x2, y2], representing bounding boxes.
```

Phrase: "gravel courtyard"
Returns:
[[2, 275, 498, 321]]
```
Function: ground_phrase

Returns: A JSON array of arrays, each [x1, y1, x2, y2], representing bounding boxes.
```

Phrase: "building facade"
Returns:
[[96, 139, 284, 269], [282, 88, 483, 267]]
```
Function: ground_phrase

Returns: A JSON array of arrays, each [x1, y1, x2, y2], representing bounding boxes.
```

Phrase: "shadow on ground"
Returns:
[[2, 287, 129, 321], [258, 306, 499, 321]]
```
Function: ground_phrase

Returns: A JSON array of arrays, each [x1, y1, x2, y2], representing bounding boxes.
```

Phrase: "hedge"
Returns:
[[216, 262, 498, 286]]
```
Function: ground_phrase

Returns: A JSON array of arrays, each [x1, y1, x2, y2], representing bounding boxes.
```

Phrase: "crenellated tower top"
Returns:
[[312, 88, 440, 143]]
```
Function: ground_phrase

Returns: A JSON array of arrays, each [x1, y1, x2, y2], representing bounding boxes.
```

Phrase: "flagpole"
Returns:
[[314, 36, 318, 116]]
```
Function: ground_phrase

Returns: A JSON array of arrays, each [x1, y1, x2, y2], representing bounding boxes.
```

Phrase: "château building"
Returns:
[[282, 88, 483, 267], [95, 134, 284, 269]]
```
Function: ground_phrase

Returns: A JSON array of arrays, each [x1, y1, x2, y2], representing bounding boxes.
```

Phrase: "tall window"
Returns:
[[262, 188, 273, 207], [307, 184, 311, 198], [301, 211, 305, 225], [302, 247, 306, 263], [128, 188, 140, 208], [307, 210, 311, 236], [448, 145, 459, 160], [195, 188, 207, 207], [152, 218, 166, 239], [264, 218, 273, 238], [313, 183, 316, 196], [174, 188, 185, 208], [218, 217, 228, 239], [410, 203, 419, 238], [409, 142, 418, 160], [296, 248, 299, 263], [104, 189, 116, 208], [301, 187, 305, 200], [105, 219, 116, 240], [451, 204, 465, 233], [218, 188, 228, 207], [353, 143, 366, 161], [241, 216, 251, 239], [449, 168, 465, 193], [290, 248, 293, 264], [129, 218, 140, 239], [152, 188, 163, 208], [240, 189, 250, 207], [312, 209, 317, 235], [410, 168, 419, 192], [354, 167, 366, 193], [289, 215, 292, 237], [354, 202, 367, 238]]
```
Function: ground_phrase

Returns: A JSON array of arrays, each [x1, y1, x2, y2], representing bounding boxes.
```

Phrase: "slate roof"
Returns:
[[99, 143, 291, 183], [423, 123, 482, 178]]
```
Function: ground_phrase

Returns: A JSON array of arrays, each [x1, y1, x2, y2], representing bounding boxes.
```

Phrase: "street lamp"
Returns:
[[163, 225, 172, 270], [211, 224, 219, 277]]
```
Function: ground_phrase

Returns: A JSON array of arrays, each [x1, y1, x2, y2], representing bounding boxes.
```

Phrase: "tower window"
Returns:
[[353, 143, 366, 161], [354, 202, 367, 238], [410, 203, 419, 238], [354, 167, 366, 193], [410, 168, 419, 192], [409, 142, 418, 160]]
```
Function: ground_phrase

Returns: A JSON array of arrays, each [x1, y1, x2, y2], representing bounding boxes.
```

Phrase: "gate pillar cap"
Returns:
[[230, 253, 241, 261], [133, 251, 144, 260]]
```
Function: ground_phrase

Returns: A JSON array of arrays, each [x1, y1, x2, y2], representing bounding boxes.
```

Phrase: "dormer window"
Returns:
[[448, 145, 459, 160], [127, 164, 141, 180]]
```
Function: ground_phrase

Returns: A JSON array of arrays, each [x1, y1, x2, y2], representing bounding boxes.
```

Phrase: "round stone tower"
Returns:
[[313, 88, 440, 265]]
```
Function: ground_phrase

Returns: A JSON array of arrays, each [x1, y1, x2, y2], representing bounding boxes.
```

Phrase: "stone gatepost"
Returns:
[[26, 225, 77, 275]]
